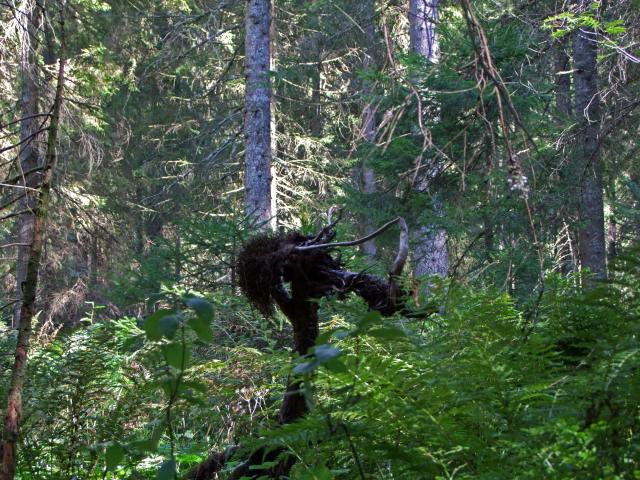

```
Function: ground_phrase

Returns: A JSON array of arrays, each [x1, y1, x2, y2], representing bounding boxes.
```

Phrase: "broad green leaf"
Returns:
[[180, 380, 207, 393], [184, 296, 214, 323], [187, 316, 213, 342], [357, 310, 382, 329], [158, 314, 182, 339], [160, 377, 179, 397], [143, 310, 175, 341], [367, 327, 407, 340], [324, 358, 349, 374], [121, 333, 143, 351], [132, 421, 164, 452], [250, 461, 278, 470], [105, 443, 125, 470], [293, 360, 320, 375], [182, 393, 207, 406], [162, 342, 191, 370], [305, 464, 334, 480], [314, 344, 341, 363]]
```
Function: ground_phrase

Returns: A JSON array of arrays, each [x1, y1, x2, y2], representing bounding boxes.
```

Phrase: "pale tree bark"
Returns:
[[408, 0, 448, 278], [606, 181, 617, 266], [573, 0, 606, 279], [1, 14, 66, 479], [353, 2, 378, 259], [244, 0, 276, 230], [12, 1, 43, 328], [308, 32, 323, 138]]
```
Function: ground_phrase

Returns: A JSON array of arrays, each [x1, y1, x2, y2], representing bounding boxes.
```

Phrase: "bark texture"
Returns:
[[244, 0, 276, 230], [13, 3, 43, 329], [554, 36, 578, 274], [354, 6, 378, 259], [409, 0, 439, 60], [408, 0, 448, 278], [554, 37, 572, 118], [573, 3, 606, 279], [1, 29, 66, 480]]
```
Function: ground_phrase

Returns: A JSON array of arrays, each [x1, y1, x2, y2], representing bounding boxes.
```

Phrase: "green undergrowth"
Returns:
[[2, 248, 639, 479]]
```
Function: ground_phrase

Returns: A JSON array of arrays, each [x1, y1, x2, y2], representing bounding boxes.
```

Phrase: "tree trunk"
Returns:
[[409, 0, 439, 60], [12, 4, 43, 329], [573, 1, 606, 279], [408, 0, 448, 278], [554, 37, 572, 118], [310, 59, 323, 137], [607, 180, 617, 266], [1, 22, 66, 479], [554, 36, 577, 275], [244, 0, 276, 230], [354, 3, 378, 260]]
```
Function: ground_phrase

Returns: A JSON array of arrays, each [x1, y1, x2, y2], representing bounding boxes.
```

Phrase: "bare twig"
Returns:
[[295, 217, 405, 251], [0, 243, 31, 249]]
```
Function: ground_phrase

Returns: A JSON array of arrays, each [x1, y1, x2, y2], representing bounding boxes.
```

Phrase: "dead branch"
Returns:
[[191, 215, 410, 479], [295, 216, 405, 251]]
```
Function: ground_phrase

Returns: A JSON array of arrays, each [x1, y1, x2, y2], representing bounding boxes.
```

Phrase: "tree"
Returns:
[[353, 1, 379, 260], [1, 10, 66, 477], [573, 0, 606, 278], [12, 2, 43, 329], [244, 0, 276, 230], [408, 0, 448, 278]]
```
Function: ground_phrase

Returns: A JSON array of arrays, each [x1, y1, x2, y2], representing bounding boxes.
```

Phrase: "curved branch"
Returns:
[[305, 205, 343, 246], [295, 217, 405, 251], [389, 217, 408, 277]]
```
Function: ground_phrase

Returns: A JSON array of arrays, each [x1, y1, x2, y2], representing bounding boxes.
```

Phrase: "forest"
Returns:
[[1, 0, 639, 478]]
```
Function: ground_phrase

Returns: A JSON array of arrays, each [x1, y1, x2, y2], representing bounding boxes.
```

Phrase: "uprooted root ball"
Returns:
[[236, 232, 342, 317]]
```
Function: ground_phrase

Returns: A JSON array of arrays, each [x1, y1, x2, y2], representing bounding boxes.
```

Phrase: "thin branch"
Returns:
[[3, 166, 44, 186], [389, 217, 408, 277], [0, 210, 29, 222], [0, 194, 26, 212], [0, 243, 31, 249], [294, 217, 405, 251], [0, 300, 18, 312], [0, 183, 39, 192], [0, 127, 49, 155], [0, 113, 51, 131], [304, 205, 342, 246]]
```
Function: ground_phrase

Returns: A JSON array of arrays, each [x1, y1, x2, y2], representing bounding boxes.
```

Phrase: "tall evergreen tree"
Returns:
[[355, 1, 378, 259], [573, 0, 606, 278], [2, 10, 66, 477], [12, 2, 43, 328], [408, 0, 448, 278], [244, 0, 276, 230]]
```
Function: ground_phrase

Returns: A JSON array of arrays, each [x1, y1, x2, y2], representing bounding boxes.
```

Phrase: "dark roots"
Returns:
[[190, 214, 409, 479]]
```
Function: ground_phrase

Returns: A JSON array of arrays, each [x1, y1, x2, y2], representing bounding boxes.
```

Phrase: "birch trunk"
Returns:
[[409, 0, 448, 278], [1, 21, 66, 479], [244, 0, 276, 231], [573, 1, 606, 279]]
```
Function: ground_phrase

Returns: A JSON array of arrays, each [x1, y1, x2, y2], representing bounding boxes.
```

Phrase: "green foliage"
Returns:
[[2, 0, 640, 479], [5, 246, 640, 479], [237, 248, 640, 479]]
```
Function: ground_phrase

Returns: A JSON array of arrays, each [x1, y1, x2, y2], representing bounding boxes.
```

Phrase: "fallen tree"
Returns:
[[190, 209, 409, 479]]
